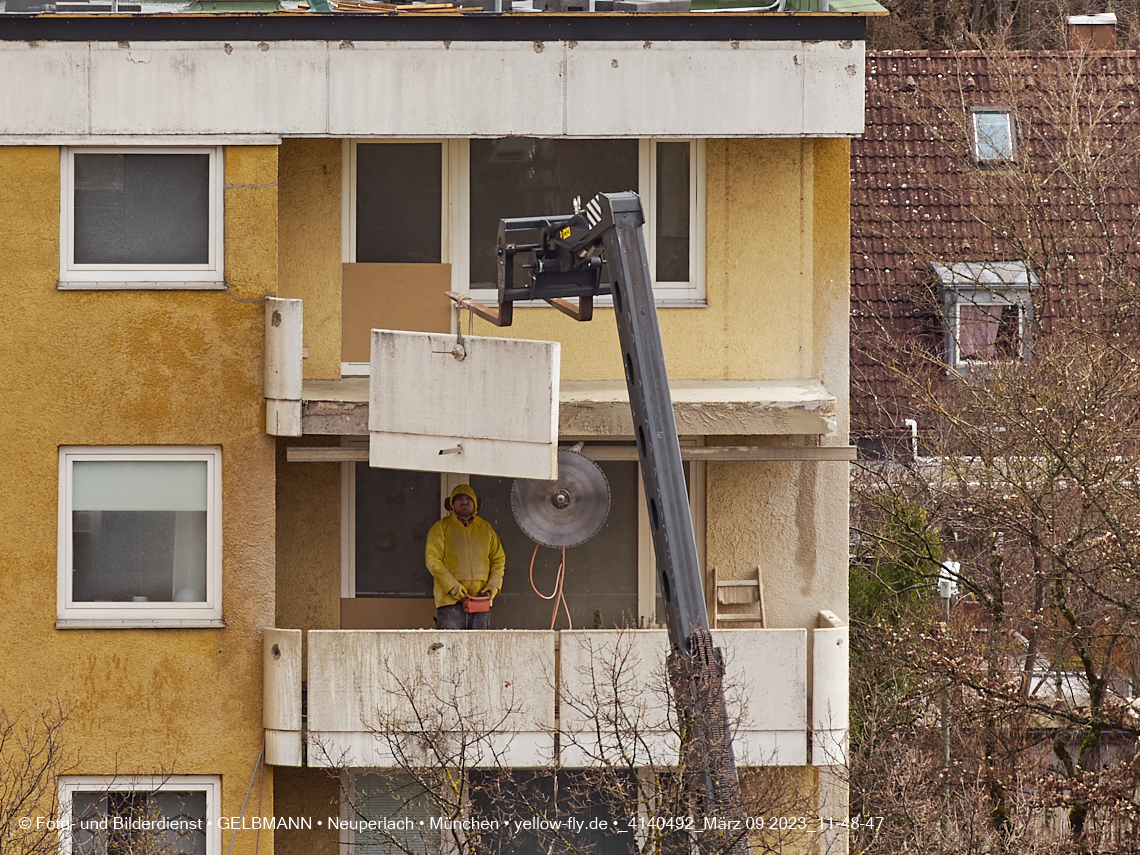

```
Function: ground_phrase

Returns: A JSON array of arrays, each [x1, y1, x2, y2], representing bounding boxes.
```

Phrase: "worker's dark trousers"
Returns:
[[436, 603, 491, 630]]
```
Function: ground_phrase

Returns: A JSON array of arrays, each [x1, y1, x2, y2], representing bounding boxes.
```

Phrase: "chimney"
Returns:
[[1067, 12, 1118, 50]]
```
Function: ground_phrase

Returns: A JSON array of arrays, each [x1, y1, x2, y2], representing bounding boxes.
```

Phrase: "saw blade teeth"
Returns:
[[511, 450, 611, 549]]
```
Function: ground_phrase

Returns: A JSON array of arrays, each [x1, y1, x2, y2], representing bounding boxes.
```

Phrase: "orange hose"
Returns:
[[528, 542, 572, 630]]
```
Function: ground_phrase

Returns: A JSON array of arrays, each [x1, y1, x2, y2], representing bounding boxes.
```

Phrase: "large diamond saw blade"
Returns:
[[512, 450, 611, 549]]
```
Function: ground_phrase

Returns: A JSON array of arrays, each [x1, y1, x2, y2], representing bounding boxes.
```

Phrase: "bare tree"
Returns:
[[324, 631, 832, 855], [851, 44, 1140, 855], [0, 698, 74, 855], [866, 0, 1140, 51], [0, 697, 215, 855]]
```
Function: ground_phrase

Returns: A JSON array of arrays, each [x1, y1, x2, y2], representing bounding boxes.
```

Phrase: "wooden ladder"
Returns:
[[712, 566, 766, 627]]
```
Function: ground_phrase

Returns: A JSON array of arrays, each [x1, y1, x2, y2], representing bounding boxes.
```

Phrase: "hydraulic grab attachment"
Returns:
[[448, 192, 749, 854]]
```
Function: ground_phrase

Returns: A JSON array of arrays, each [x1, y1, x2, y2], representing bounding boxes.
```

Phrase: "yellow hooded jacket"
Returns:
[[425, 486, 506, 608]]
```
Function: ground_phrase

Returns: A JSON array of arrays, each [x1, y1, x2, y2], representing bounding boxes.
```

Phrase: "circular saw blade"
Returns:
[[512, 450, 611, 549]]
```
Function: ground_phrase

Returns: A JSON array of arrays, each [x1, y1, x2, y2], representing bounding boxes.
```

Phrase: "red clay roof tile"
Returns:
[[852, 50, 1140, 440]]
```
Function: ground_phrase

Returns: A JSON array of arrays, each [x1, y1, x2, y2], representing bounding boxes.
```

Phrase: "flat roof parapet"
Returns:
[[0, 9, 874, 40]]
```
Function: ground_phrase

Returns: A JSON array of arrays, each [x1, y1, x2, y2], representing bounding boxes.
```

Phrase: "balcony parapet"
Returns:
[[559, 629, 808, 767], [263, 625, 845, 770], [264, 628, 303, 766], [813, 609, 849, 767], [306, 630, 556, 768]]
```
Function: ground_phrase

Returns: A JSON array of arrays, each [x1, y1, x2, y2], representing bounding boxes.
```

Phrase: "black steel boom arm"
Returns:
[[450, 192, 749, 854]]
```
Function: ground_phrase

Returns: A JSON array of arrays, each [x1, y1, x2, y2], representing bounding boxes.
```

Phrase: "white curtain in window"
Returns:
[[71, 460, 209, 603]]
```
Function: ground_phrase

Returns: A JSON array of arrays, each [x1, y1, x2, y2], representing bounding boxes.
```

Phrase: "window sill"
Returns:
[[55, 617, 227, 629], [57, 280, 227, 291], [465, 295, 709, 310]]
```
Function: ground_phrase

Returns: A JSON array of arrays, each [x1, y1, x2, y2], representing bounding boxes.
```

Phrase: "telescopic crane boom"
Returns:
[[448, 191, 749, 854]]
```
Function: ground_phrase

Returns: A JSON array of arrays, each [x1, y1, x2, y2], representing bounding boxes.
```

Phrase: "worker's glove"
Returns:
[[449, 584, 469, 600], [487, 587, 499, 603]]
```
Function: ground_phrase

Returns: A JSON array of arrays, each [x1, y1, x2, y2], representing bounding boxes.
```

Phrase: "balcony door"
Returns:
[[342, 141, 452, 375]]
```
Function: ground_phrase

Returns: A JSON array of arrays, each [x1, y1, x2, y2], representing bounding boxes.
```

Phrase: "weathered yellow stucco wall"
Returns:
[[278, 138, 342, 381], [809, 137, 853, 627], [274, 145, 343, 633], [0, 145, 278, 853], [272, 768, 340, 855], [699, 138, 851, 629], [275, 438, 341, 636], [811, 137, 852, 438]]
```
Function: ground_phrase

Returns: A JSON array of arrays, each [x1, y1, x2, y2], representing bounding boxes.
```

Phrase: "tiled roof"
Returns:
[[851, 50, 1140, 442]]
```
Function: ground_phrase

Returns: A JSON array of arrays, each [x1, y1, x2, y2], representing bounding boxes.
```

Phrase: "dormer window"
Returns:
[[935, 261, 1038, 371], [971, 109, 1016, 162]]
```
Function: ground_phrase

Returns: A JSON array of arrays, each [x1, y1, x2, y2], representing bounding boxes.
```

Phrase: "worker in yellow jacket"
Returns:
[[425, 484, 506, 629]]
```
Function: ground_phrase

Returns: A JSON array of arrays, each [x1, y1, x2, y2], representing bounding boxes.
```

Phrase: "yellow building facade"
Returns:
[[0, 143, 278, 855], [0, 10, 869, 855]]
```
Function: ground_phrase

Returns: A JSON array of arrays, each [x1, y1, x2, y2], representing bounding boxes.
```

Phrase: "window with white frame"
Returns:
[[60, 776, 219, 855], [57, 447, 223, 626], [344, 770, 635, 855], [344, 773, 438, 855], [935, 261, 1037, 370], [60, 147, 224, 288], [467, 138, 704, 301], [467, 138, 638, 291], [344, 139, 705, 303], [349, 141, 448, 265], [971, 109, 1016, 163]]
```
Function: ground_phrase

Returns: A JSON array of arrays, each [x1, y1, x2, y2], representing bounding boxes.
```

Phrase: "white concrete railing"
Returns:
[[264, 628, 303, 766], [813, 610, 849, 767], [264, 298, 303, 437], [263, 625, 848, 769], [307, 629, 556, 769], [558, 630, 807, 767]]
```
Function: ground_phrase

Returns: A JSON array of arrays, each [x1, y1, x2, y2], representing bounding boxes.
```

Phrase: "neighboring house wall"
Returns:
[[0, 144, 277, 852]]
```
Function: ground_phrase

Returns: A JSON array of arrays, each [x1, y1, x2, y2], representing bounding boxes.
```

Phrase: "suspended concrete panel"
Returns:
[[369, 329, 560, 480]]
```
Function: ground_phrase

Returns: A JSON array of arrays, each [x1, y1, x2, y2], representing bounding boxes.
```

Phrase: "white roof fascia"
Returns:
[[0, 39, 865, 141]]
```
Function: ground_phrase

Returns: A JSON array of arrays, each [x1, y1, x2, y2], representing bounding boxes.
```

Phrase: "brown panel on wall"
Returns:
[[341, 597, 437, 629], [341, 262, 452, 363]]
